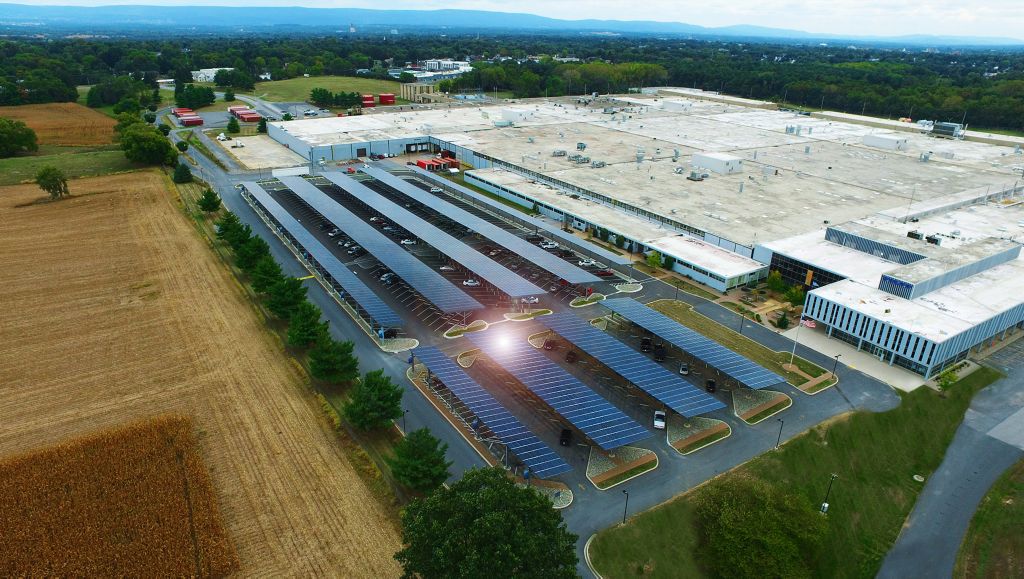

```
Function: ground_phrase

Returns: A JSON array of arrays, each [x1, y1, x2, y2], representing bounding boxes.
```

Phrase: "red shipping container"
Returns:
[[227, 105, 249, 112], [378, 93, 396, 105], [181, 117, 204, 126]]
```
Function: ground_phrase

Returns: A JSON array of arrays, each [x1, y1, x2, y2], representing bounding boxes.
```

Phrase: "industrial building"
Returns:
[[266, 89, 1024, 378]]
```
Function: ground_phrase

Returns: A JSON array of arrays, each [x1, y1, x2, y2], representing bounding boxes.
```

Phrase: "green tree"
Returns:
[[121, 123, 176, 165], [172, 161, 193, 183], [395, 467, 578, 578], [143, 112, 157, 123], [695, 477, 824, 579], [286, 300, 329, 348], [0, 117, 39, 158], [784, 286, 806, 307], [387, 428, 452, 494], [114, 112, 144, 137], [257, 117, 268, 134], [250, 255, 284, 294], [343, 369, 402, 430], [175, 140, 189, 152], [398, 71, 416, 83], [309, 337, 359, 384], [224, 89, 235, 102], [777, 311, 791, 330], [197, 188, 221, 213], [35, 166, 69, 200], [646, 251, 663, 269], [767, 270, 787, 293], [112, 96, 140, 114], [282, 112, 294, 121], [614, 235, 625, 249], [235, 234, 270, 271], [215, 212, 243, 244], [227, 116, 240, 134], [266, 276, 308, 319], [663, 255, 676, 269], [936, 369, 958, 390], [157, 123, 171, 136]]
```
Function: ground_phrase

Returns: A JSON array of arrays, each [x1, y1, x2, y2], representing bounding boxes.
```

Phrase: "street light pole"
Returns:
[[402, 409, 409, 433], [821, 473, 839, 514], [831, 354, 842, 378], [775, 418, 784, 450], [789, 317, 803, 365], [621, 489, 630, 524]]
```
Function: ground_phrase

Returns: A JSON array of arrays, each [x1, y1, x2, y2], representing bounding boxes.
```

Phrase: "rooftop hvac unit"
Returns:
[[591, 160, 606, 168], [907, 230, 924, 240], [577, 142, 587, 151], [925, 235, 942, 246], [919, 152, 931, 162], [552, 150, 567, 157], [674, 166, 686, 175], [686, 171, 705, 182], [575, 156, 591, 164]]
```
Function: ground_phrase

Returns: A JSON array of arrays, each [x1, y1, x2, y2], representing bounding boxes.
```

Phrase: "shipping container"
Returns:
[[361, 94, 376, 108], [180, 117, 204, 127], [378, 93, 396, 105], [227, 105, 249, 112]]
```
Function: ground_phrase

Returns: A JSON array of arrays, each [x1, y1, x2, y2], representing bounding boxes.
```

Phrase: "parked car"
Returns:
[[565, 350, 579, 363], [400, 239, 417, 245], [679, 362, 690, 376], [463, 279, 481, 287], [347, 246, 362, 255], [653, 344, 667, 363], [640, 337, 652, 352], [439, 265, 456, 272], [559, 249, 575, 258], [487, 249, 501, 257], [559, 429, 573, 447], [429, 187, 443, 194], [526, 235, 543, 243], [327, 229, 341, 237], [653, 410, 667, 430], [705, 379, 717, 393], [540, 241, 559, 249], [522, 296, 540, 304], [594, 268, 615, 277], [578, 258, 597, 267], [380, 272, 395, 282], [369, 216, 382, 222], [543, 338, 556, 351]]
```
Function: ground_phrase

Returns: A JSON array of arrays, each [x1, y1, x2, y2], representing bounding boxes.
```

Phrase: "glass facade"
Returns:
[[769, 253, 846, 289]]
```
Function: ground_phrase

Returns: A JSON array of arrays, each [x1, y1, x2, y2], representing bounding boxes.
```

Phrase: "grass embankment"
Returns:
[[590, 367, 1004, 578], [955, 458, 1024, 578], [595, 461, 658, 490], [650, 300, 829, 388], [243, 75, 406, 104], [0, 145, 140, 186]]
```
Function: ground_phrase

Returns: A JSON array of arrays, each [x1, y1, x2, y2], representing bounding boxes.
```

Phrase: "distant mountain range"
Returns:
[[1, 4, 1021, 46]]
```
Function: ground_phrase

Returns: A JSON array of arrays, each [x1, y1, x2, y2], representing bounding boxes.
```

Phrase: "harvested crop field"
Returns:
[[0, 170, 401, 575], [0, 415, 238, 576], [0, 102, 116, 145]]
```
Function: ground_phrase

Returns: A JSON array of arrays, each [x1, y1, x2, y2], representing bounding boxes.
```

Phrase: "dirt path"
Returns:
[[0, 172, 401, 576]]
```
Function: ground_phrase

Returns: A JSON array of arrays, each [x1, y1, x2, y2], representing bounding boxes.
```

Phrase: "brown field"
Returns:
[[0, 415, 239, 576], [0, 102, 116, 145], [0, 171, 401, 575]]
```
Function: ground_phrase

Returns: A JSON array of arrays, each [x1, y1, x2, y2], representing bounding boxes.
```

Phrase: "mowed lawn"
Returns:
[[590, 367, 1003, 578], [246, 75, 406, 103], [955, 458, 1024, 578]]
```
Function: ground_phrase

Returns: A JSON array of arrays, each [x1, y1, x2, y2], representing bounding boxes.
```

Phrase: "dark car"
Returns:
[[383, 328, 399, 339], [565, 350, 579, 363], [543, 338, 556, 351], [559, 249, 575, 258], [559, 429, 573, 447], [594, 268, 616, 277], [705, 379, 717, 393], [640, 337, 652, 352], [653, 344, 666, 362], [526, 235, 543, 243]]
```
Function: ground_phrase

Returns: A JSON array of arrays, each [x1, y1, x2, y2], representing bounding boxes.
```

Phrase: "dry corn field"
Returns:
[[0, 102, 116, 145], [0, 415, 239, 576], [0, 171, 401, 576]]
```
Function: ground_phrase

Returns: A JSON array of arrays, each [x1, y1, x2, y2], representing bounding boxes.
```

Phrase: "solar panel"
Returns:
[[466, 332, 651, 450], [408, 166, 632, 266], [412, 346, 571, 479], [539, 312, 726, 417], [278, 175, 483, 313], [602, 298, 787, 390], [242, 181, 403, 328], [359, 166, 602, 285], [323, 173, 544, 298]]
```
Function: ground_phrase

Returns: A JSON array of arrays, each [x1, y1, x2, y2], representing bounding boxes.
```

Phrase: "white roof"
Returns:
[[646, 234, 766, 278], [693, 151, 743, 162], [760, 230, 901, 287]]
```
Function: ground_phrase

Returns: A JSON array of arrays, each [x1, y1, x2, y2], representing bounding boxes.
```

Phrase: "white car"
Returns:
[[578, 258, 597, 267], [540, 241, 559, 249], [522, 296, 540, 304], [439, 265, 456, 271], [400, 239, 417, 245], [429, 187, 443, 194], [653, 410, 667, 430], [462, 279, 481, 287]]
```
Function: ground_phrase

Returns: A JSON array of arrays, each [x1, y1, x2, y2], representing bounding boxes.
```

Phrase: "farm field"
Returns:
[[0, 145, 140, 185], [0, 171, 401, 575], [246, 75, 406, 103], [0, 415, 238, 576], [0, 102, 116, 145]]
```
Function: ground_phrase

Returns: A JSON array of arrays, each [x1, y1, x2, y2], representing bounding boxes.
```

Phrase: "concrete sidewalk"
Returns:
[[782, 324, 924, 392]]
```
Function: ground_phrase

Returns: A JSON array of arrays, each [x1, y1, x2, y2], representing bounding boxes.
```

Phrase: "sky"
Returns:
[[9, 0, 1023, 39]]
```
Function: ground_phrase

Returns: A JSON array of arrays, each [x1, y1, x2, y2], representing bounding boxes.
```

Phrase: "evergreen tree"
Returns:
[[343, 369, 402, 430], [286, 300, 329, 348], [250, 255, 284, 294], [227, 117, 240, 134], [309, 337, 359, 384], [266, 276, 307, 319], [387, 428, 452, 494], [257, 117, 268, 134], [234, 234, 270, 271], [197, 188, 221, 212], [172, 161, 193, 183], [224, 89, 235, 101]]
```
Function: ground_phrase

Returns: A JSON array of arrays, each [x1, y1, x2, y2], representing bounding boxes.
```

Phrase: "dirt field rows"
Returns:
[[0, 102, 116, 145], [0, 171, 401, 575]]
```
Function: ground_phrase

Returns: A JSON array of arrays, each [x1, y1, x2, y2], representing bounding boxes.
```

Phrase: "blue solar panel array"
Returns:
[[538, 313, 726, 417], [466, 332, 650, 450], [278, 175, 483, 313], [412, 346, 571, 479], [242, 181, 403, 328], [602, 298, 786, 390], [323, 172, 544, 298], [408, 166, 632, 266], [359, 166, 601, 285]]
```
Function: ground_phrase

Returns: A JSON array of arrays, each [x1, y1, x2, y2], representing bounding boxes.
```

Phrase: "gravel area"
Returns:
[[733, 388, 790, 423], [667, 415, 730, 454], [586, 445, 655, 480]]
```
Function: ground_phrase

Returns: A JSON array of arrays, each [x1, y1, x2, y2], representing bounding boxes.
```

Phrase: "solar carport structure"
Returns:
[[466, 332, 651, 450], [278, 175, 483, 314], [412, 346, 571, 479], [539, 313, 726, 417], [409, 166, 632, 266], [359, 166, 601, 285], [603, 298, 787, 390], [323, 172, 545, 298], [242, 182, 403, 329]]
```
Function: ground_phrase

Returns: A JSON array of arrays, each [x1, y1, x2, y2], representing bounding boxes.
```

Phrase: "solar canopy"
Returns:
[[278, 175, 483, 313], [412, 346, 571, 479], [409, 166, 631, 265], [360, 166, 601, 285], [324, 172, 544, 298], [602, 298, 787, 390], [466, 332, 650, 450], [539, 312, 726, 417], [242, 182, 403, 328]]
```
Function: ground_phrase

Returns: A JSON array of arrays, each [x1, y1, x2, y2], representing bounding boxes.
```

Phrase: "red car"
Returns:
[[594, 269, 616, 277]]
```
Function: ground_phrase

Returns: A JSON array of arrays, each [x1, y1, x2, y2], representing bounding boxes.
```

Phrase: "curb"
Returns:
[[583, 534, 604, 579]]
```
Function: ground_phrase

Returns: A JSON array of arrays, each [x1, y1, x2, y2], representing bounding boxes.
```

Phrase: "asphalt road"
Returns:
[[878, 341, 1024, 578]]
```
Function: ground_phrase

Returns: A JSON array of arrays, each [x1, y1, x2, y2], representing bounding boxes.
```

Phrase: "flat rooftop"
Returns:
[[759, 229, 901, 287]]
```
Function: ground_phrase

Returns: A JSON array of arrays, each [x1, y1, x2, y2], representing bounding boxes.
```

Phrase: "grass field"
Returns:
[[0, 145, 141, 185], [649, 299, 831, 388], [0, 415, 238, 576], [590, 367, 1003, 578], [1, 102, 116, 145], [0, 171, 401, 575], [245, 75, 405, 104], [955, 458, 1024, 578]]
